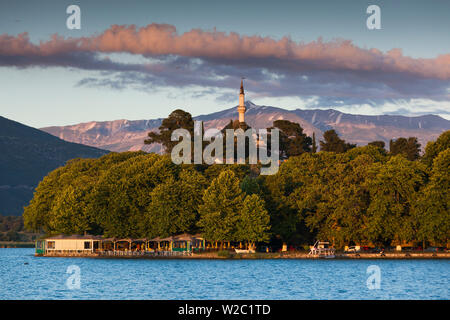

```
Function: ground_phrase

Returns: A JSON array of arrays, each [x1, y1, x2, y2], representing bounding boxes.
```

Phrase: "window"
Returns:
[[47, 241, 55, 249], [84, 241, 91, 249]]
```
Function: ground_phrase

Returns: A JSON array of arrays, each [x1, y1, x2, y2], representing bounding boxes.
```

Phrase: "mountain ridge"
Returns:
[[40, 101, 450, 154], [0, 116, 109, 216]]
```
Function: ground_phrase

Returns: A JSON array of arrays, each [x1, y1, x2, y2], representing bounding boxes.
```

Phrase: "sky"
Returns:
[[0, 0, 449, 127]]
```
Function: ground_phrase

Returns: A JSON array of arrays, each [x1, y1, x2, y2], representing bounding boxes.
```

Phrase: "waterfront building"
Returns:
[[35, 233, 206, 256], [35, 234, 102, 255]]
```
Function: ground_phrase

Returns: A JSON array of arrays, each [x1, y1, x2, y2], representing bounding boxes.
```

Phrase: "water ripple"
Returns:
[[0, 249, 448, 300]]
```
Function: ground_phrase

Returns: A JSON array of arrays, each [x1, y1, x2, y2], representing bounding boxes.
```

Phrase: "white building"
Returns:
[[35, 234, 101, 255], [238, 78, 246, 123]]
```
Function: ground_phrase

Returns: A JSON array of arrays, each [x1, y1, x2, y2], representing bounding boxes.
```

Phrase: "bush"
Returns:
[[6, 230, 20, 242], [217, 250, 233, 258]]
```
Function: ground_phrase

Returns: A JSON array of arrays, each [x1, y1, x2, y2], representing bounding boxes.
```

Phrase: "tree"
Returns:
[[319, 130, 356, 153], [312, 132, 317, 153], [49, 175, 100, 235], [291, 151, 377, 247], [144, 109, 194, 154], [364, 156, 426, 244], [22, 130, 447, 250], [412, 149, 449, 246], [316, 153, 375, 247], [23, 152, 145, 234], [6, 230, 20, 242], [270, 120, 312, 158], [204, 164, 250, 182], [94, 154, 178, 238], [389, 137, 421, 161], [145, 169, 207, 237], [240, 176, 261, 196], [422, 130, 450, 167], [24, 158, 97, 233], [346, 144, 387, 161], [0, 216, 24, 233], [197, 170, 244, 245], [23, 166, 66, 233], [235, 194, 271, 248], [368, 141, 385, 150], [262, 153, 322, 246]]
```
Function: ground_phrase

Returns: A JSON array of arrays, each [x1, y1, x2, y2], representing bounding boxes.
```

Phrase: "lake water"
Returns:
[[0, 249, 448, 300]]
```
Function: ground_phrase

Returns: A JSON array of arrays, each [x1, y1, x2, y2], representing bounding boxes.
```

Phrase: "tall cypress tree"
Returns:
[[320, 130, 356, 153], [389, 137, 421, 161], [312, 132, 317, 153]]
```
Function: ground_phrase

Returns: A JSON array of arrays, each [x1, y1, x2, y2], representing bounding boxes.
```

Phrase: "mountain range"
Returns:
[[0, 116, 108, 216], [41, 101, 450, 153], [2, 103, 449, 216]]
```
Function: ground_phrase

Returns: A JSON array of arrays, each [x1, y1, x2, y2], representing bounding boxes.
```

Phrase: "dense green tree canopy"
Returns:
[[368, 140, 386, 150], [412, 149, 450, 244], [23, 127, 449, 249], [422, 130, 450, 167], [235, 194, 271, 245], [364, 155, 426, 243], [197, 170, 244, 243], [145, 169, 207, 238]]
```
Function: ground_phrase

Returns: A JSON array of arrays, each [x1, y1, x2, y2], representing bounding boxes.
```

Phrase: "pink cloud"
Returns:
[[1, 23, 449, 80]]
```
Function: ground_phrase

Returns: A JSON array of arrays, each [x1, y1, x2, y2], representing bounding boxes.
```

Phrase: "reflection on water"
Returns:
[[0, 249, 448, 300]]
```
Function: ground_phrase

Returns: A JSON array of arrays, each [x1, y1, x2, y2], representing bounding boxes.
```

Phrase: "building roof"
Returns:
[[101, 238, 116, 242], [173, 233, 196, 241], [159, 236, 175, 242], [45, 234, 103, 240], [45, 233, 204, 242]]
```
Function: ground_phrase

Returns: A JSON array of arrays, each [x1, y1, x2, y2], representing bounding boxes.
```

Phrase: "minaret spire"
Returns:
[[238, 78, 246, 123]]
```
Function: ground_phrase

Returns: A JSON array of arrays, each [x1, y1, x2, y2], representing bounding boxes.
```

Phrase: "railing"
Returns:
[[309, 248, 336, 256], [98, 250, 193, 257]]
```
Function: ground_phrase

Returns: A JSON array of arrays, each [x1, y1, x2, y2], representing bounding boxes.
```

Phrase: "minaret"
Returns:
[[238, 79, 246, 123]]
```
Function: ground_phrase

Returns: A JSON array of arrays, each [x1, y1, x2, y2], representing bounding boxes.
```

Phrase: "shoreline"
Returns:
[[0, 242, 34, 248], [34, 251, 450, 260]]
